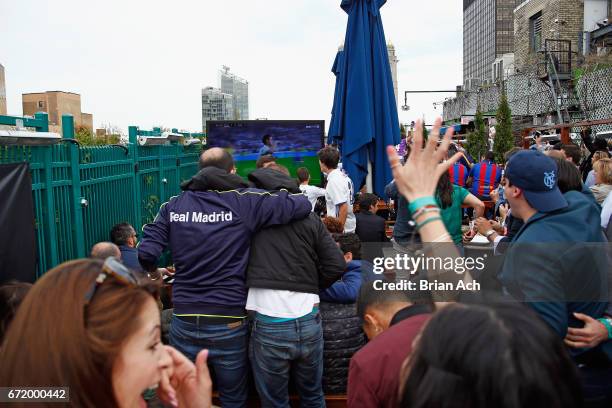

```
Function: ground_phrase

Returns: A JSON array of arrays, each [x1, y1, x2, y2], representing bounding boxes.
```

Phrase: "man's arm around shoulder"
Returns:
[[242, 190, 311, 232]]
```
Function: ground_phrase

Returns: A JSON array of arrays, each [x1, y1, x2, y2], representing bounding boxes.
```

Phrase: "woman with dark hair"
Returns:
[[553, 157, 583, 193], [435, 172, 484, 249], [400, 303, 583, 408], [0, 258, 212, 408]]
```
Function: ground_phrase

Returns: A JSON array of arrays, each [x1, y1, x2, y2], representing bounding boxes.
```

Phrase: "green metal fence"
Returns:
[[0, 114, 202, 276]]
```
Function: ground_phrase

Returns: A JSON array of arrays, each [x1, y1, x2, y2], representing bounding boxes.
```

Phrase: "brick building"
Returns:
[[514, 0, 585, 74], [22, 91, 93, 133]]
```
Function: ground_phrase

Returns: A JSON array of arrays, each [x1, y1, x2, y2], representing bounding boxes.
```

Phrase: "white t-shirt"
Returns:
[[246, 288, 319, 318], [299, 184, 327, 211], [325, 168, 356, 233]]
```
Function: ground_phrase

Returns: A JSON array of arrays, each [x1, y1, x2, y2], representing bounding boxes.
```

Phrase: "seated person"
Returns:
[[347, 282, 432, 407], [110, 222, 142, 272], [320, 233, 374, 303], [355, 193, 388, 243], [90, 242, 121, 260]]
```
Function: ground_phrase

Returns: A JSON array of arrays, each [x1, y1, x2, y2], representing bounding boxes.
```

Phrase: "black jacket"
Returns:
[[246, 168, 346, 293], [355, 211, 388, 243]]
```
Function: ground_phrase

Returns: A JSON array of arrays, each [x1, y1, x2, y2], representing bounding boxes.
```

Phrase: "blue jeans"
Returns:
[[169, 316, 249, 408], [249, 313, 325, 408]]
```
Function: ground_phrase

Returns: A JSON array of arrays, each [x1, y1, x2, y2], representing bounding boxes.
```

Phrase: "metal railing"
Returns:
[[0, 113, 202, 276]]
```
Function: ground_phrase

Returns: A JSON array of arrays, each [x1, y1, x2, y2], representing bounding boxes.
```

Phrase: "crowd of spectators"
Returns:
[[1, 118, 611, 407]]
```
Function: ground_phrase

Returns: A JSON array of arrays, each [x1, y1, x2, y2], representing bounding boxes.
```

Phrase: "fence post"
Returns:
[[62, 114, 86, 258], [129, 126, 143, 231], [37, 112, 59, 268]]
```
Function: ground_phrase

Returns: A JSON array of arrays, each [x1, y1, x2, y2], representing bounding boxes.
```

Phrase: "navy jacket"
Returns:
[[320, 260, 375, 303], [499, 190, 610, 358], [119, 245, 143, 272], [138, 167, 311, 317]]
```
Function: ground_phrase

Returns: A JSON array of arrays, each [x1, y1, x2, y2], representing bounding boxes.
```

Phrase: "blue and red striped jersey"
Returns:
[[448, 163, 468, 187], [468, 160, 501, 199]]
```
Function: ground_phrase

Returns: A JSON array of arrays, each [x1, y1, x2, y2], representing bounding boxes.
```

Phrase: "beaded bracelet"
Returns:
[[416, 216, 442, 231]]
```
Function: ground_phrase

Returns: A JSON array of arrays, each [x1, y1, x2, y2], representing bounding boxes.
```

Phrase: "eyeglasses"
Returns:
[[84, 257, 139, 304]]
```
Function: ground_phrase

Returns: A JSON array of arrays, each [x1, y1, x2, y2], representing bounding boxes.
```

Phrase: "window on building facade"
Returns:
[[38, 101, 44, 108], [530, 12, 543, 52]]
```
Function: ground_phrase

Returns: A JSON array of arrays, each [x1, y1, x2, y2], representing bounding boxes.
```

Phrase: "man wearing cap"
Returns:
[[495, 150, 610, 361]]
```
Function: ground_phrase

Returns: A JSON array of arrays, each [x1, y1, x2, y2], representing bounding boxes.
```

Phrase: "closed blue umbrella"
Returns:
[[328, 0, 400, 197]]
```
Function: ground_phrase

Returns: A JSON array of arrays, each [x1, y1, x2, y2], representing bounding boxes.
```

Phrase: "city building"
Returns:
[[201, 87, 234, 131], [220, 66, 249, 121], [0, 63, 6, 115], [583, 0, 612, 56], [463, 0, 522, 89], [22, 91, 93, 133], [387, 43, 399, 107], [514, 0, 585, 75]]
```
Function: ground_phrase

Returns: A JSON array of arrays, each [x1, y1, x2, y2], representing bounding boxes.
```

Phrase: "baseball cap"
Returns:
[[504, 150, 568, 213]]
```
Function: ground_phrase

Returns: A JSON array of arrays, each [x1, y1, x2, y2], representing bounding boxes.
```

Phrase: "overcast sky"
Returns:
[[0, 0, 462, 133]]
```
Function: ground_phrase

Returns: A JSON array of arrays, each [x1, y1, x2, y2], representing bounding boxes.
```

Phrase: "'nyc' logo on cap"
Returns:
[[543, 171, 556, 189]]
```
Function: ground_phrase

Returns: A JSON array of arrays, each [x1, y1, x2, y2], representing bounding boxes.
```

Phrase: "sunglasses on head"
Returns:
[[84, 257, 139, 304]]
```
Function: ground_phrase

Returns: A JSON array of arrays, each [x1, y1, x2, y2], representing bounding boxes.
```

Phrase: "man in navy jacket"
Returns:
[[138, 148, 311, 408], [498, 150, 610, 403]]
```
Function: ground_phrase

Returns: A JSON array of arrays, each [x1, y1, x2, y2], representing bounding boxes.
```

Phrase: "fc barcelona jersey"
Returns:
[[468, 160, 501, 199], [449, 163, 468, 187]]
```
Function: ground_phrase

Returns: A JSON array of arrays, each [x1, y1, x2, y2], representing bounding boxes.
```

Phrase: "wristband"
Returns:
[[408, 196, 438, 215], [598, 318, 612, 339], [416, 216, 442, 231], [412, 206, 441, 221]]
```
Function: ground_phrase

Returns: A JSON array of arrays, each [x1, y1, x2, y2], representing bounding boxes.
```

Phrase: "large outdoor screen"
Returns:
[[206, 120, 325, 185]]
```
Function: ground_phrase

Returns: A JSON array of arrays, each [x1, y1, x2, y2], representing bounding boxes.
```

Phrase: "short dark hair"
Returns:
[[357, 281, 412, 320], [199, 148, 234, 172], [317, 146, 340, 169], [485, 151, 495, 161], [256, 154, 275, 169], [110, 223, 135, 246], [333, 233, 361, 260], [553, 157, 582, 193], [358, 193, 379, 212], [561, 144, 581, 165], [296, 167, 310, 183], [0, 281, 32, 343], [400, 302, 582, 408], [262, 134, 271, 145]]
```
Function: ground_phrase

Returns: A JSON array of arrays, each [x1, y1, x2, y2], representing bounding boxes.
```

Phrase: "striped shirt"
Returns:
[[468, 160, 501, 199], [448, 163, 468, 187]]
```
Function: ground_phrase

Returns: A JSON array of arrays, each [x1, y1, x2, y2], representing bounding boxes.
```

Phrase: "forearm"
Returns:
[[338, 203, 348, 227]]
